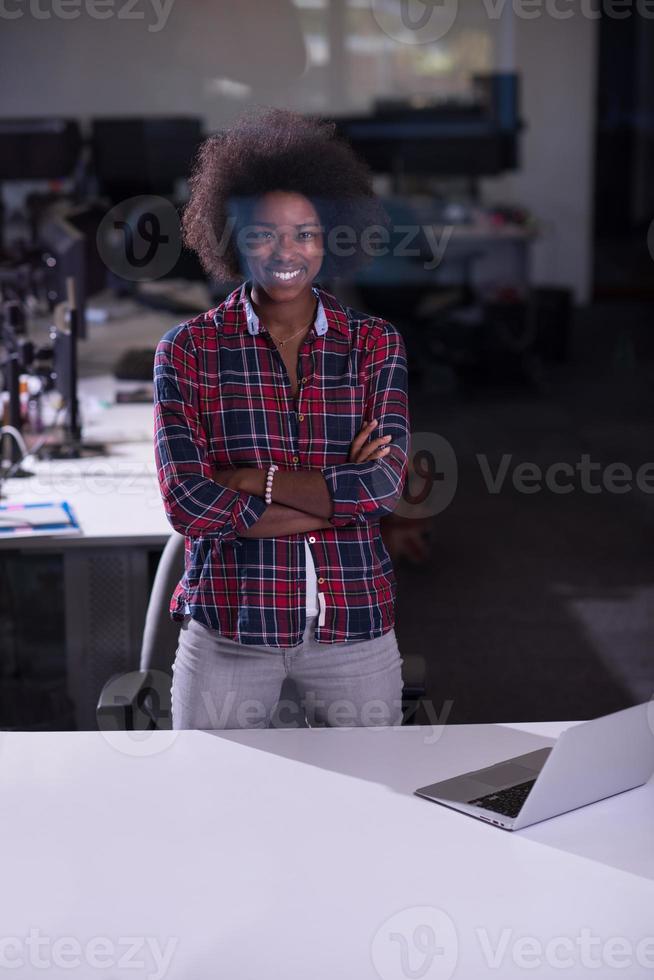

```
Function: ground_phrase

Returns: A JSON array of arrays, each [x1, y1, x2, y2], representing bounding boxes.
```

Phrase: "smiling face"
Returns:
[[240, 191, 325, 301]]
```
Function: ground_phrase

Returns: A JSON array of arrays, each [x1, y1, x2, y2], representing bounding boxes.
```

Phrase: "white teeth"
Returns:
[[270, 269, 302, 281]]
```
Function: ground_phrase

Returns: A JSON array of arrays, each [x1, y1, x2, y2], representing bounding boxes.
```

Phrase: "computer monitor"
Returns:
[[39, 276, 104, 460], [0, 353, 22, 471], [0, 288, 36, 474], [91, 117, 204, 197], [39, 214, 87, 340], [0, 119, 82, 181], [333, 73, 522, 179]]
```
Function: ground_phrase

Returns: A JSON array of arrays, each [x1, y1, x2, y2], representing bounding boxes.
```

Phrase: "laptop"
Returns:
[[414, 702, 654, 831]]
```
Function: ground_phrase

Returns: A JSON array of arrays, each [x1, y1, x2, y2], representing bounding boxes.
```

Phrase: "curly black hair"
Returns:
[[181, 106, 390, 283]]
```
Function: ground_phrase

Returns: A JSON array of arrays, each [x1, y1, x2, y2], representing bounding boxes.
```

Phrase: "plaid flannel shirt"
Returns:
[[154, 279, 410, 647]]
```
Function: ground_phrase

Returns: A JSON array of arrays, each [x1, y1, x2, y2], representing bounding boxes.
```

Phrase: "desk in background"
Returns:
[[0, 380, 170, 729]]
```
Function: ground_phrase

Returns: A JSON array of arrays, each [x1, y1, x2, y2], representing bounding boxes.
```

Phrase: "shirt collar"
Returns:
[[242, 280, 328, 336], [214, 279, 349, 338]]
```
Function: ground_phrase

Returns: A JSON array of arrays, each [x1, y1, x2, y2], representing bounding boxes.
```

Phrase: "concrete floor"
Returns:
[[398, 302, 654, 723]]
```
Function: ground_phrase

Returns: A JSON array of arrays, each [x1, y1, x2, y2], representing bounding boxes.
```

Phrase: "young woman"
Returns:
[[154, 107, 411, 730]]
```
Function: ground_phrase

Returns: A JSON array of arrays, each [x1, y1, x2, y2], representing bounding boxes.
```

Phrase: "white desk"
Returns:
[[0, 440, 168, 547], [0, 383, 171, 728], [1, 722, 652, 979]]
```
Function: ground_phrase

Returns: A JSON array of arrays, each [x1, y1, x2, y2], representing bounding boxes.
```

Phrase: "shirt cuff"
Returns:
[[321, 463, 364, 527], [220, 491, 269, 542]]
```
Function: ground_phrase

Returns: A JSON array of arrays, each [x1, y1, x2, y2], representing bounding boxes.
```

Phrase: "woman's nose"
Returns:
[[274, 232, 295, 256]]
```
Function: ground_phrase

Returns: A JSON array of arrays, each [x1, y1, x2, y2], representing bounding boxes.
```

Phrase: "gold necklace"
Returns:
[[266, 310, 316, 349]]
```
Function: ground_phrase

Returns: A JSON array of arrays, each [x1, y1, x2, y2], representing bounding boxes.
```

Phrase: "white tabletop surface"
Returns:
[[2, 721, 652, 979], [0, 441, 169, 547]]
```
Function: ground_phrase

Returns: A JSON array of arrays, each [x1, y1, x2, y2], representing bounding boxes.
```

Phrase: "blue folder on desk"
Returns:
[[0, 501, 81, 538]]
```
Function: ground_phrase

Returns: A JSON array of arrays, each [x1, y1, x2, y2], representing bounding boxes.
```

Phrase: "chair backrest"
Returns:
[[140, 531, 185, 673]]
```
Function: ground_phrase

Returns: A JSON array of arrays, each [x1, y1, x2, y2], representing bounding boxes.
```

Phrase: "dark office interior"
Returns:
[[1, 3, 653, 734]]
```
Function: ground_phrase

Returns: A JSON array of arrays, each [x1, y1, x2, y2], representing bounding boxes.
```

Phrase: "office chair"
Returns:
[[97, 531, 426, 731]]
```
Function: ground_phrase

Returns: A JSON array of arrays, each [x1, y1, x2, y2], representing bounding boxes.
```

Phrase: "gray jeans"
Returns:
[[171, 614, 405, 730]]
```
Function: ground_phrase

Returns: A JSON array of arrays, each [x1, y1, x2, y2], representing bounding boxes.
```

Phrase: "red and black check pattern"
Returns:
[[154, 280, 410, 646]]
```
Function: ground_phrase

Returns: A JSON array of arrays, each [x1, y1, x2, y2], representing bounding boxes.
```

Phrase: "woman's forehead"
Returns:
[[251, 191, 320, 224]]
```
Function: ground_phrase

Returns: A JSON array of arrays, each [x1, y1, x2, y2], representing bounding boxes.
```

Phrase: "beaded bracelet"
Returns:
[[265, 464, 278, 505]]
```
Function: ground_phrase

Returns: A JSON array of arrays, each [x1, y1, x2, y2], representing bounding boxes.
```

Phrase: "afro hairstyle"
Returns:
[[181, 106, 390, 283]]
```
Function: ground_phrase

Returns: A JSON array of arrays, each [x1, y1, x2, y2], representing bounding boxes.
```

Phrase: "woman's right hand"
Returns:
[[348, 419, 392, 463]]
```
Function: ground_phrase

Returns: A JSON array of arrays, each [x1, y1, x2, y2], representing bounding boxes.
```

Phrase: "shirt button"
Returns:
[[292, 455, 299, 463], [301, 377, 308, 384], [308, 536, 316, 543], [318, 577, 325, 584], [298, 414, 304, 421]]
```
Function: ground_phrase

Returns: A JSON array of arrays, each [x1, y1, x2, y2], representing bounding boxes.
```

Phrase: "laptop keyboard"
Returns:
[[468, 779, 536, 819]]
